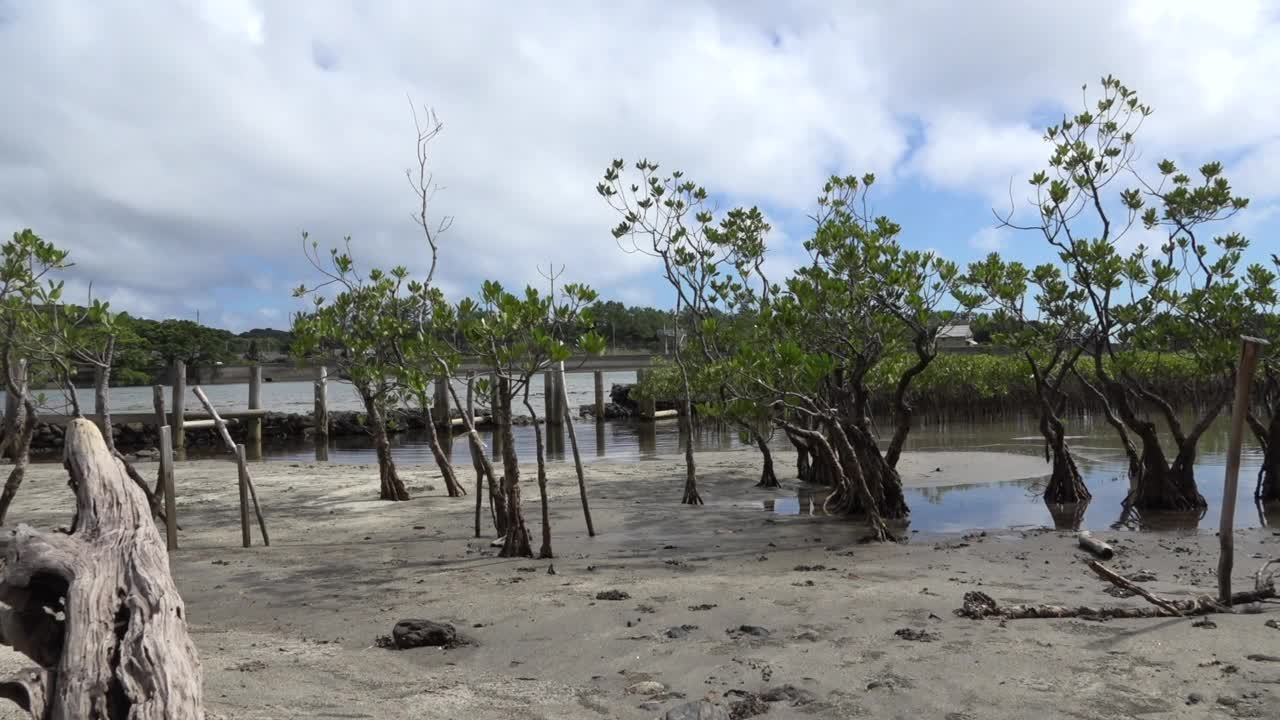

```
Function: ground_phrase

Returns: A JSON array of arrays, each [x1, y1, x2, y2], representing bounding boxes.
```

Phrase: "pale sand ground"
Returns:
[[1, 447, 1278, 719]]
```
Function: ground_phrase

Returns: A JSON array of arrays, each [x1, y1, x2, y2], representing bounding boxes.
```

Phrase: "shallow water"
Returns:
[[9, 378, 1269, 535], [4, 372, 641, 416]]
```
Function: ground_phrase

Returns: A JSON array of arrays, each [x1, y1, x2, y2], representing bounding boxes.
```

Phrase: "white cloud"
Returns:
[[906, 113, 1046, 202], [1, 1, 1278, 326], [969, 227, 1009, 252]]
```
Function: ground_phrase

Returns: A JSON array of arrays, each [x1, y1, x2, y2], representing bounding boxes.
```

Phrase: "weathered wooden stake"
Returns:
[[236, 443, 251, 548], [594, 370, 605, 421], [159, 425, 177, 551], [433, 376, 451, 427], [193, 386, 270, 547], [543, 371, 557, 428], [248, 364, 263, 447], [151, 385, 165, 430], [314, 365, 329, 450], [1219, 336, 1268, 604], [171, 359, 186, 450]]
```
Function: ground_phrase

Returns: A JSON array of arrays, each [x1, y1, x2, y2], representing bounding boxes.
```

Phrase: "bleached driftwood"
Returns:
[[1076, 531, 1115, 559], [0, 418, 204, 718]]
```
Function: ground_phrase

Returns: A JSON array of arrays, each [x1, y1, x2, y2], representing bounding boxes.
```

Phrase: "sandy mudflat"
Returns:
[[1, 447, 1278, 719]]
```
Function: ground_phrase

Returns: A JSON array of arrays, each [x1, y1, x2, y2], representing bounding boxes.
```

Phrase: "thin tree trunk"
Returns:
[[1092, 353, 1207, 511], [679, 397, 702, 504], [1252, 410, 1280, 503], [559, 363, 595, 536], [0, 398, 35, 527], [1072, 366, 1142, 483], [93, 336, 116, 454], [754, 429, 779, 488], [447, 374, 502, 535], [497, 380, 533, 558], [782, 418, 890, 540], [422, 394, 464, 497], [0, 419, 203, 719], [1041, 410, 1089, 504], [522, 391, 553, 559], [787, 429, 813, 482], [466, 376, 486, 537], [884, 343, 934, 469], [670, 344, 702, 505], [363, 393, 409, 501], [1030, 354, 1089, 505]]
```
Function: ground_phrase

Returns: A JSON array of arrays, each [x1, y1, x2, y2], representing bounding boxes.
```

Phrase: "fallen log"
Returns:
[[0, 418, 204, 718], [956, 557, 1277, 621], [1077, 531, 1115, 559], [1087, 561, 1183, 616]]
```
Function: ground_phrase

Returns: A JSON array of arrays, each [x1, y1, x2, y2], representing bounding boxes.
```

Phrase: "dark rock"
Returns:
[[760, 684, 818, 706], [688, 604, 717, 611], [1267, 619, 1280, 630], [728, 694, 769, 719], [596, 589, 630, 601], [894, 628, 940, 642], [391, 619, 457, 649], [1246, 654, 1280, 662], [1186, 692, 1203, 705], [639, 700, 662, 711], [664, 624, 698, 639], [726, 625, 770, 639], [664, 700, 730, 720], [1192, 618, 1217, 629]]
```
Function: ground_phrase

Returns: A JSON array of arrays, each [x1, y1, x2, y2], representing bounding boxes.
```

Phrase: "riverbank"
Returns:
[[1, 447, 1276, 719]]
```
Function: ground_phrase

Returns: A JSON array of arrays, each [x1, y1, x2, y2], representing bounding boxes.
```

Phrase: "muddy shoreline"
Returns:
[[1, 447, 1276, 719]]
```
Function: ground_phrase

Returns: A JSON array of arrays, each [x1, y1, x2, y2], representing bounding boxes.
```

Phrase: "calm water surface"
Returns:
[[8, 379, 1269, 534]]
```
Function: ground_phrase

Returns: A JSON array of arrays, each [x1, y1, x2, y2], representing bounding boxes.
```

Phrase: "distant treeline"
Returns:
[[63, 305, 1037, 388]]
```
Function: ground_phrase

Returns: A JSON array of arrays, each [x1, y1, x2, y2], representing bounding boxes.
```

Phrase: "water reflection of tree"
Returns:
[[1112, 505, 1205, 531], [1258, 499, 1280, 528], [916, 476, 1044, 505], [1047, 500, 1088, 531]]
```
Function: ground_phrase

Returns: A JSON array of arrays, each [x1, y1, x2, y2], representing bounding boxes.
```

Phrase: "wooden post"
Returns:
[[248, 364, 263, 447], [433, 376, 451, 427], [171, 360, 186, 450], [314, 365, 329, 449], [151, 385, 165, 431], [236, 443, 251, 548], [543, 371, 556, 426], [1219, 336, 1268, 604], [594, 370, 605, 421], [159, 425, 177, 551], [193, 386, 270, 547]]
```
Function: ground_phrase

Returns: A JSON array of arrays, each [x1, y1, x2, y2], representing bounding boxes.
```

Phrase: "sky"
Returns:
[[1, 0, 1278, 333]]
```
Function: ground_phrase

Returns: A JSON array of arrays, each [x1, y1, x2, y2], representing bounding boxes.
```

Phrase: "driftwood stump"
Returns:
[[0, 418, 203, 719]]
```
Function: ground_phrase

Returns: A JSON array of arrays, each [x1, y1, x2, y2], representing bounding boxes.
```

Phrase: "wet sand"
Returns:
[[1, 448, 1277, 719]]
